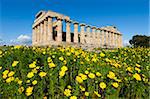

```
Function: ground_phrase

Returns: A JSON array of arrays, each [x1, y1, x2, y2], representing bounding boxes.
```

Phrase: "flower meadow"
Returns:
[[0, 46, 149, 99]]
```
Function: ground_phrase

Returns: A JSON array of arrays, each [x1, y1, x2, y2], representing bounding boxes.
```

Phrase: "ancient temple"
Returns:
[[32, 10, 123, 49]]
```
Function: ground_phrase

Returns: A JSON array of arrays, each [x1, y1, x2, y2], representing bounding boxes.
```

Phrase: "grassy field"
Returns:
[[0, 46, 149, 99]]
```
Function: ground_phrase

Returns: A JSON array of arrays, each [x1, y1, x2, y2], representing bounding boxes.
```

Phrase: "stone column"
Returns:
[[47, 16, 53, 44], [66, 20, 71, 43], [120, 34, 123, 47], [73, 21, 79, 43], [37, 25, 40, 44], [91, 26, 96, 46], [112, 32, 114, 48], [80, 23, 86, 44], [43, 19, 48, 45], [115, 33, 119, 48], [101, 29, 104, 47], [57, 17, 63, 42], [96, 28, 101, 47], [85, 25, 91, 45], [107, 31, 110, 48], [32, 27, 35, 45], [105, 30, 108, 47], [40, 22, 44, 44]]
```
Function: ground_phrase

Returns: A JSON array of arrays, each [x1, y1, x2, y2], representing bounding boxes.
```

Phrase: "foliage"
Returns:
[[129, 35, 150, 48], [0, 46, 149, 99]]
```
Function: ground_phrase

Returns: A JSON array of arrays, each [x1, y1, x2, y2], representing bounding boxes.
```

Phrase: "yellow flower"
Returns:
[[70, 96, 77, 99], [8, 71, 15, 77], [26, 86, 33, 96], [32, 80, 37, 85], [96, 72, 101, 77], [18, 80, 23, 85], [79, 86, 85, 91], [29, 62, 36, 68], [49, 62, 56, 68], [112, 82, 119, 88], [61, 66, 68, 72], [32, 68, 37, 73], [3, 70, 9, 75], [76, 76, 83, 83], [99, 82, 106, 89], [59, 70, 65, 77], [26, 80, 30, 83], [88, 73, 95, 79], [6, 77, 12, 83], [12, 61, 19, 67], [94, 91, 101, 97], [59, 56, 64, 61], [47, 57, 52, 62], [135, 67, 141, 72], [126, 67, 133, 72], [39, 72, 47, 78], [0, 50, 2, 55], [85, 70, 89, 74], [100, 52, 105, 57], [64, 89, 71, 97], [18, 86, 24, 94], [85, 92, 89, 96], [0, 66, 2, 70], [136, 64, 140, 67], [27, 72, 34, 78], [107, 71, 115, 79], [133, 73, 141, 81], [67, 85, 72, 89], [80, 74, 87, 80], [3, 74, 7, 79]]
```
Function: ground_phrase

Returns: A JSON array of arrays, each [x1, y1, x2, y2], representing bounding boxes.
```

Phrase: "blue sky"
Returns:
[[0, 0, 149, 45]]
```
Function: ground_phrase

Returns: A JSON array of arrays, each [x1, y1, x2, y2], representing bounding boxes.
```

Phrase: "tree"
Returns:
[[129, 35, 150, 48]]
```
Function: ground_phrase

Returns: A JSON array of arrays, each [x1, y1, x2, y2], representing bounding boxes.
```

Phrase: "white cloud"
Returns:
[[123, 39, 131, 47], [9, 34, 32, 45]]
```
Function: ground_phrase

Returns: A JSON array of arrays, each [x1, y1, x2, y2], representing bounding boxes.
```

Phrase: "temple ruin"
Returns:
[[32, 10, 123, 49]]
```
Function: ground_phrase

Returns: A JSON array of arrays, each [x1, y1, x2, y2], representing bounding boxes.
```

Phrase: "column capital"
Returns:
[[73, 21, 79, 24], [80, 23, 86, 26], [91, 26, 96, 29], [85, 25, 91, 28], [65, 19, 72, 23], [56, 17, 63, 21]]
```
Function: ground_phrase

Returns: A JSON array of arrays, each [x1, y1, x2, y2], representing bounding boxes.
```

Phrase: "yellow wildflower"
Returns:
[[85, 70, 89, 74], [136, 64, 140, 67], [96, 72, 101, 77], [47, 57, 52, 62], [76, 76, 83, 83], [99, 82, 106, 89], [6, 77, 12, 83], [0, 50, 2, 55], [135, 67, 141, 72], [39, 72, 47, 78], [67, 85, 72, 89], [70, 96, 77, 99], [85, 92, 89, 96], [112, 82, 119, 88], [8, 71, 15, 77], [107, 71, 115, 79], [18, 80, 23, 85], [94, 91, 101, 97], [18, 86, 24, 94], [100, 52, 105, 57], [133, 73, 141, 81], [79, 86, 85, 91], [80, 74, 87, 80], [32, 80, 37, 85], [3, 74, 7, 79], [3, 70, 9, 75], [59, 56, 64, 61], [49, 62, 56, 68], [32, 68, 37, 73], [26, 80, 30, 83], [29, 62, 36, 68], [59, 71, 65, 77], [61, 66, 68, 71], [12, 61, 19, 67], [0, 66, 2, 70], [88, 73, 95, 79], [126, 67, 133, 72], [64, 89, 71, 97], [26, 86, 33, 96], [27, 72, 34, 78]]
